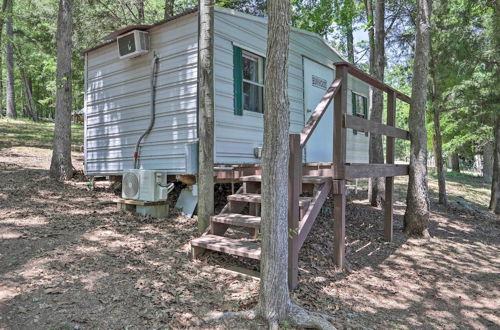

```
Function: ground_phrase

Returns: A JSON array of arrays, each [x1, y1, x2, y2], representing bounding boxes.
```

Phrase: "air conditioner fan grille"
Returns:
[[123, 172, 139, 198]]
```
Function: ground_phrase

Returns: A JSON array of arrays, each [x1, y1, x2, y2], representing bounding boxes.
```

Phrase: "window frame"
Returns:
[[351, 91, 369, 136], [242, 50, 265, 114]]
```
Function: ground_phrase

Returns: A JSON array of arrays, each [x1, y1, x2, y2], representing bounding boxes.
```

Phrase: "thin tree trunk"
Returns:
[[21, 69, 37, 121], [368, 0, 385, 207], [164, 0, 174, 19], [346, 18, 354, 63], [50, 0, 73, 180], [432, 104, 447, 205], [450, 152, 460, 172], [197, 0, 214, 233], [489, 115, 500, 214], [0, 0, 7, 117], [404, 0, 431, 236], [5, 0, 15, 119], [364, 0, 375, 71], [136, 0, 144, 23], [483, 142, 494, 183]]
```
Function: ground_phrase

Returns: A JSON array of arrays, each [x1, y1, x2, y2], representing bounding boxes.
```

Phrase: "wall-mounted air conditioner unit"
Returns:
[[117, 30, 150, 59], [122, 169, 169, 202]]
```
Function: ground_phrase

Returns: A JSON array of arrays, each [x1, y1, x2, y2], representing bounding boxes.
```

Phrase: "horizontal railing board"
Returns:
[[344, 114, 410, 140], [333, 164, 409, 179]]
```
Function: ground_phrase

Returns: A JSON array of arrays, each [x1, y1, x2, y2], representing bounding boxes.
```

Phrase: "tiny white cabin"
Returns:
[[83, 7, 370, 177]]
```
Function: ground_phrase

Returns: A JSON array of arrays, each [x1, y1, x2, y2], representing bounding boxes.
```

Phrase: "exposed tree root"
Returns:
[[204, 304, 336, 330], [288, 303, 336, 330]]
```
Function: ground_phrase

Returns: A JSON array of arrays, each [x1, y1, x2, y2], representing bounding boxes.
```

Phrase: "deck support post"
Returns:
[[333, 181, 346, 268], [288, 134, 301, 289], [332, 64, 348, 268], [384, 91, 396, 241]]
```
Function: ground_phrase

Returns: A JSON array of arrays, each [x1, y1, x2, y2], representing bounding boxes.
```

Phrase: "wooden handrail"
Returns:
[[335, 62, 412, 104], [344, 114, 410, 140], [299, 78, 342, 148]]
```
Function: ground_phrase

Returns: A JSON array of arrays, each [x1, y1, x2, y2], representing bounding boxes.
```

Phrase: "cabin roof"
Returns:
[[82, 6, 346, 63]]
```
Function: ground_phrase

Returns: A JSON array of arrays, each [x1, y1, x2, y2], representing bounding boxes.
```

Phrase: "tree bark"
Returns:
[[364, 0, 375, 71], [483, 142, 494, 183], [404, 0, 431, 236], [5, 0, 15, 119], [368, 0, 385, 207], [197, 0, 214, 233], [258, 0, 291, 322], [50, 0, 73, 180], [0, 0, 7, 117], [450, 152, 460, 172], [136, 0, 144, 23], [346, 18, 354, 63], [489, 115, 500, 214], [164, 0, 174, 19], [432, 104, 447, 205]]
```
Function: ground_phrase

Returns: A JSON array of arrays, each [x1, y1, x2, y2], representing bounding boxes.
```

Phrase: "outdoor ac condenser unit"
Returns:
[[122, 169, 169, 202], [117, 30, 150, 59]]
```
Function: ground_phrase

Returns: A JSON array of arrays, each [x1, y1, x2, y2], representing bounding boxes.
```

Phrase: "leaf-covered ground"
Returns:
[[0, 120, 499, 329]]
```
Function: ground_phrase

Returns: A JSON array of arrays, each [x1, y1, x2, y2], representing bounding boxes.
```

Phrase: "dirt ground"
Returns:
[[1, 145, 499, 329]]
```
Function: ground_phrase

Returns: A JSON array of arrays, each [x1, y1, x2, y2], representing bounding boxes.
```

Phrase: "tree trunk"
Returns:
[[50, 0, 73, 180], [368, 0, 385, 207], [164, 0, 174, 19], [5, 0, 15, 119], [450, 152, 460, 172], [483, 142, 494, 183], [21, 70, 37, 121], [197, 0, 214, 233], [257, 0, 292, 322], [364, 0, 375, 71], [404, 0, 431, 236], [489, 115, 500, 214], [432, 104, 447, 205], [346, 18, 354, 63], [0, 0, 7, 117], [136, 0, 144, 23]]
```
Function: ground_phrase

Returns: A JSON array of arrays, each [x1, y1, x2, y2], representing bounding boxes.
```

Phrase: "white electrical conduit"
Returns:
[[134, 54, 160, 169]]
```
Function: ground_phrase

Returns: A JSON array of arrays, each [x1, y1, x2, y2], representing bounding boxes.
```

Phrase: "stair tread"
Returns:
[[191, 234, 261, 259], [240, 175, 330, 184], [212, 213, 261, 228], [228, 193, 312, 206]]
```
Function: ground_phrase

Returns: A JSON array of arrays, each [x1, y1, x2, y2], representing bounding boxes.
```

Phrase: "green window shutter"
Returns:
[[233, 46, 243, 116], [352, 92, 357, 135], [363, 96, 368, 136]]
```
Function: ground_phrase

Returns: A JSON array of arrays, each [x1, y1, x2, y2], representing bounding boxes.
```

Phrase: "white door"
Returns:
[[303, 58, 334, 162]]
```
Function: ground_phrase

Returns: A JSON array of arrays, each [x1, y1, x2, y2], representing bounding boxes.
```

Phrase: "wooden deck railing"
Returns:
[[287, 61, 412, 288]]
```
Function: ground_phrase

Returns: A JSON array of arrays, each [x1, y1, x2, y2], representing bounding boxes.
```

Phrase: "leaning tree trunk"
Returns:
[[368, 0, 385, 207], [489, 115, 500, 214], [432, 104, 447, 205], [404, 0, 431, 236], [197, 0, 214, 233], [450, 152, 460, 172], [5, 0, 15, 119], [164, 0, 174, 19], [50, 0, 73, 180]]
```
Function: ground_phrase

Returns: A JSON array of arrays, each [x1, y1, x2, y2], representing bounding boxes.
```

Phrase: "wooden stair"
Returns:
[[190, 175, 331, 265]]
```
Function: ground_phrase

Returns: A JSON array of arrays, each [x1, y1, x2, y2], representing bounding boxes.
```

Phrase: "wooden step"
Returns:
[[211, 213, 261, 228], [227, 193, 312, 207], [191, 234, 261, 260], [240, 175, 330, 185]]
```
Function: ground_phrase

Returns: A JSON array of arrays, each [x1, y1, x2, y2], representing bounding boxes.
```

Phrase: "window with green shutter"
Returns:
[[233, 46, 265, 115], [352, 92, 369, 136]]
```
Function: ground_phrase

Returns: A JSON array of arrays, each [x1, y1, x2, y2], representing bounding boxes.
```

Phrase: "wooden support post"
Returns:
[[332, 64, 348, 268], [333, 182, 346, 268], [288, 134, 301, 289], [384, 91, 396, 242]]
